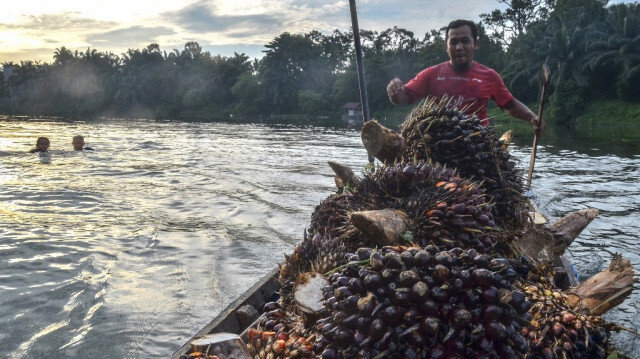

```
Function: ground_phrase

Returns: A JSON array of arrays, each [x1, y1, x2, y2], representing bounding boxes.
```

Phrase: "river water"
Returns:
[[0, 118, 638, 358]]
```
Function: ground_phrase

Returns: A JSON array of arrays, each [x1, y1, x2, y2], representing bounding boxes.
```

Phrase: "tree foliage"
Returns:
[[583, 3, 640, 100], [481, 0, 556, 46]]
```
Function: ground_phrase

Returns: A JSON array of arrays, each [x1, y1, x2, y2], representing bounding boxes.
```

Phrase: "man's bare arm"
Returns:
[[387, 78, 410, 105], [504, 99, 547, 137]]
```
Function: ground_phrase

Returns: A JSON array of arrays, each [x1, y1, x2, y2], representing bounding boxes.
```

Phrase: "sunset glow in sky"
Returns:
[[0, 0, 632, 63]]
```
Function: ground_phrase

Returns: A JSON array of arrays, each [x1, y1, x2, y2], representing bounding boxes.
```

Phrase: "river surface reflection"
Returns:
[[0, 118, 638, 358]]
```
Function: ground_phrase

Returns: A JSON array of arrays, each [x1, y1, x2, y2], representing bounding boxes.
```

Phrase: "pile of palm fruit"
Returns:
[[241, 98, 618, 359]]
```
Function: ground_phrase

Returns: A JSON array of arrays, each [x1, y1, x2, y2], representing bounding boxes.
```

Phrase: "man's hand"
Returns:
[[531, 116, 547, 137], [387, 78, 409, 105], [504, 99, 547, 137]]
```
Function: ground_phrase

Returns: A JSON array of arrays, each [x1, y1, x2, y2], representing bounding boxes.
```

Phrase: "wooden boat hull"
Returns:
[[172, 266, 280, 358]]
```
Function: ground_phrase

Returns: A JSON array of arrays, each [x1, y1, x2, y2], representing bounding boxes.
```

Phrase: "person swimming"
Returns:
[[72, 135, 94, 151], [29, 137, 50, 153]]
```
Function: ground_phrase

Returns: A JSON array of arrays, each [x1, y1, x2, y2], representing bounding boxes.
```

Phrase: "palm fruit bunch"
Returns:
[[245, 301, 315, 359], [306, 193, 358, 240], [357, 161, 505, 252], [279, 193, 363, 310], [518, 281, 612, 359], [398, 97, 528, 228], [299, 192, 363, 273], [311, 246, 531, 359]]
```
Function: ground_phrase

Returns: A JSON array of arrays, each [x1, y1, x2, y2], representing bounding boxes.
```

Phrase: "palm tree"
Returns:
[[53, 46, 77, 66], [583, 3, 640, 100], [505, 4, 604, 100], [503, 23, 549, 102]]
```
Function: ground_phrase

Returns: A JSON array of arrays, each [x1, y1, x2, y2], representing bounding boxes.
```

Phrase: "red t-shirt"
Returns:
[[403, 61, 514, 126]]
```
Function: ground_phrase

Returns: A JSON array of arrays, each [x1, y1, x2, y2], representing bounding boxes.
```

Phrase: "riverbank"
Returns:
[[486, 100, 640, 156], [489, 99, 640, 128], [371, 99, 640, 133]]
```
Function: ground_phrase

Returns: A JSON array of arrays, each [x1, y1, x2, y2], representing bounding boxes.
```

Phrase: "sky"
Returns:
[[0, 0, 634, 64]]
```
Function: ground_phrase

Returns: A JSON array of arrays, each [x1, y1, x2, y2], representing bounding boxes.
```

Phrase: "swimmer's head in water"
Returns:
[[36, 137, 50, 152], [72, 135, 85, 151]]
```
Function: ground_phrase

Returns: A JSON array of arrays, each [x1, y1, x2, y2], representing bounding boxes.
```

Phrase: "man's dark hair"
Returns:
[[445, 19, 478, 42]]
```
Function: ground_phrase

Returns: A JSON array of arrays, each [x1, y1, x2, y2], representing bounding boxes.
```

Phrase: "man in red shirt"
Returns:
[[387, 19, 546, 136]]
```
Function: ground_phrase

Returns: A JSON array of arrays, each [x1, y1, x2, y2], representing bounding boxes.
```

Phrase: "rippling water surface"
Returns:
[[0, 118, 638, 358]]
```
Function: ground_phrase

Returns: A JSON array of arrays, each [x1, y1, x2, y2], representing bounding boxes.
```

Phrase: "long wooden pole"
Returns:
[[349, 0, 374, 165], [526, 64, 551, 191]]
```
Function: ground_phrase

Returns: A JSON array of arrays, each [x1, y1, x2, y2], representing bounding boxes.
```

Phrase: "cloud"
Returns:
[[86, 26, 176, 47], [354, 0, 506, 38], [162, 0, 281, 37], [275, 0, 347, 33], [0, 12, 115, 34]]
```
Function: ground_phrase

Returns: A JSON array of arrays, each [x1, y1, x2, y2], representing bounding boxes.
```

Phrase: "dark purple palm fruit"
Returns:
[[310, 246, 531, 358], [398, 96, 529, 229]]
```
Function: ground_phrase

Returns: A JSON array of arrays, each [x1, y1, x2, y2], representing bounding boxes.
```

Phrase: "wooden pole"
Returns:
[[526, 64, 550, 191], [349, 0, 374, 165]]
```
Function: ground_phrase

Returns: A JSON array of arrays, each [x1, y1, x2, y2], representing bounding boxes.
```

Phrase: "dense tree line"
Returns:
[[0, 0, 638, 125]]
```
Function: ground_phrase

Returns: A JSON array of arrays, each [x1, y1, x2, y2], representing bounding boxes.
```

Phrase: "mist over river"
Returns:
[[0, 118, 638, 358]]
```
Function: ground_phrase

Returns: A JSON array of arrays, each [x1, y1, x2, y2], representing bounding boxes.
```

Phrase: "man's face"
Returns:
[[446, 25, 478, 72]]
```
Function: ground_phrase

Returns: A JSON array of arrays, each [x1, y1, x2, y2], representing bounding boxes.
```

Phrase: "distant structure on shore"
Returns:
[[342, 102, 363, 128]]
